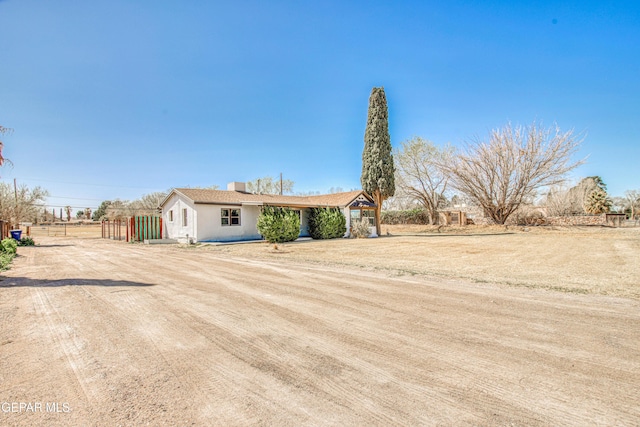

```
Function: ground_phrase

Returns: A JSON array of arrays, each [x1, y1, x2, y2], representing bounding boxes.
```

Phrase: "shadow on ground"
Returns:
[[23, 244, 75, 248], [0, 277, 155, 288]]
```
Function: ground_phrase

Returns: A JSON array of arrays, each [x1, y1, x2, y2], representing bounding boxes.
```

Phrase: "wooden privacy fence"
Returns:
[[102, 219, 127, 241], [129, 216, 162, 241], [0, 221, 10, 240], [102, 216, 163, 242]]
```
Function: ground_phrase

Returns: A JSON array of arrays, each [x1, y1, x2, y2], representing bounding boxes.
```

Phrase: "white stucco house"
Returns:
[[160, 182, 378, 243]]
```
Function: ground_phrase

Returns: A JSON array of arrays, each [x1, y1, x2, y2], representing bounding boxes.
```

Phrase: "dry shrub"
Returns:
[[351, 219, 372, 238], [511, 206, 548, 226]]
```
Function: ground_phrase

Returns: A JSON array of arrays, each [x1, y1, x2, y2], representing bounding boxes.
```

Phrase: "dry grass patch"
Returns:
[[203, 226, 640, 299]]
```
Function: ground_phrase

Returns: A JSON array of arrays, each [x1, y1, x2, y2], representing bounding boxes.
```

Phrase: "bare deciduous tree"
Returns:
[[0, 125, 12, 169], [623, 189, 640, 220], [246, 176, 294, 195], [394, 137, 453, 224], [444, 122, 584, 224], [543, 185, 572, 216], [0, 183, 49, 224], [544, 176, 608, 216], [128, 191, 168, 215]]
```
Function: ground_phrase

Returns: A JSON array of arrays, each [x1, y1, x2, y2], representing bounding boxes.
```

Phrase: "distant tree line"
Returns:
[[388, 121, 639, 225]]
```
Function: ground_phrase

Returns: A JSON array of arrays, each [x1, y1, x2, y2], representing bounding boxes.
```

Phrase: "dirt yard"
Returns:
[[1, 228, 639, 426]]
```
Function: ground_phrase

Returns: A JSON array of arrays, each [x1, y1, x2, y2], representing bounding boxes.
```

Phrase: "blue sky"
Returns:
[[1, 1, 638, 213]]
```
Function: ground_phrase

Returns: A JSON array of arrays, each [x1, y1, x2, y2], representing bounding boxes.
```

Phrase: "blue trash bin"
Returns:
[[10, 230, 22, 241]]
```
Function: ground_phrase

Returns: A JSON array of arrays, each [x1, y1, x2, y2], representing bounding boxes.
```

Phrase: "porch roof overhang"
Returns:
[[349, 200, 377, 209]]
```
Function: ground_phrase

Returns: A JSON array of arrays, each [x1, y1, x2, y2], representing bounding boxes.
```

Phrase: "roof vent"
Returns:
[[227, 182, 246, 192]]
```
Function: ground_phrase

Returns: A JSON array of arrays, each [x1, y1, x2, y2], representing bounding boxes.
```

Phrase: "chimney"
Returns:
[[227, 182, 246, 192]]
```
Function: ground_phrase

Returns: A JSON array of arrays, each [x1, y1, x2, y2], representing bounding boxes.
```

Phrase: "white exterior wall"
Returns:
[[163, 194, 197, 243], [342, 207, 351, 238], [196, 204, 263, 242]]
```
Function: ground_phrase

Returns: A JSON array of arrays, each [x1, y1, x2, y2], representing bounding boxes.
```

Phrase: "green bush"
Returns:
[[1, 238, 18, 255], [381, 209, 429, 225], [308, 207, 346, 239], [0, 238, 17, 270], [18, 236, 35, 246], [257, 206, 301, 243], [0, 252, 14, 270]]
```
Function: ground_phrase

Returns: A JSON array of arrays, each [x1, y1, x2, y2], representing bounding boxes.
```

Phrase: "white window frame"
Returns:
[[182, 208, 188, 226]]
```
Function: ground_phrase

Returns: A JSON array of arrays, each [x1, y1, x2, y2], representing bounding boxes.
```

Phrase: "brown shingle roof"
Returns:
[[165, 188, 371, 208]]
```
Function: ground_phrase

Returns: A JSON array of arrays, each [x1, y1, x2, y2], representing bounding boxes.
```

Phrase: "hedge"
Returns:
[[256, 206, 301, 243], [380, 209, 429, 225], [308, 207, 346, 239]]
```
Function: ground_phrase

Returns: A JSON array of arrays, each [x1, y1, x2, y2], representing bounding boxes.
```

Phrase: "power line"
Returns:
[[13, 177, 163, 191], [46, 195, 106, 201]]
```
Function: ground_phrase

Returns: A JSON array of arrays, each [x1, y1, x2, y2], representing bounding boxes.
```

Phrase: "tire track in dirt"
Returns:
[[153, 249, 640, 425], [4, 241, 202, 425], [134, 252, 530, 424], [51, 241, 222, 425], [3, 237, 640, 425], [92, 247, 452, 424], [31, 287, 94, 405], [57, 242, 348, 424]]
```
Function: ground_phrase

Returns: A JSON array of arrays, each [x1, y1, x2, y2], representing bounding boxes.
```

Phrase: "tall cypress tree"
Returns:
[[361, 87, 395, 235]]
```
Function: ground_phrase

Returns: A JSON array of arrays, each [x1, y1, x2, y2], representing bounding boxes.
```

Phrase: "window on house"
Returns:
[[182, 208, 188, 226], [221, 208, 241, 226], [168, 210, 174, 222], [350, 209, 374, 226], [362, 210, 375, 226]]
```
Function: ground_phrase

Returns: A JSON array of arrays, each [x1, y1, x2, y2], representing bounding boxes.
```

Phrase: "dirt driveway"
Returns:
[[1, 236, 639, 426]]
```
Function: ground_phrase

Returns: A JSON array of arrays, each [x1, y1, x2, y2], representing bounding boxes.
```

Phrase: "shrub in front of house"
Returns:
[[308, 207, 346, 239], [350, 218, 372, 238], [257, 206, 301, 243]]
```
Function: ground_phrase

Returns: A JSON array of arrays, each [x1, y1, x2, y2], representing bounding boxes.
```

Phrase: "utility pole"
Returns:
[[13, 178, 18, 228], [280, 172, 283, 195]]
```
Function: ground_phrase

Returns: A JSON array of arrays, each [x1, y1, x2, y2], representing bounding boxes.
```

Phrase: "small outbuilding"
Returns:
[[439, 211, 467, 226], [605, 213, 627, 227], [160, 182, 378, 243]]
